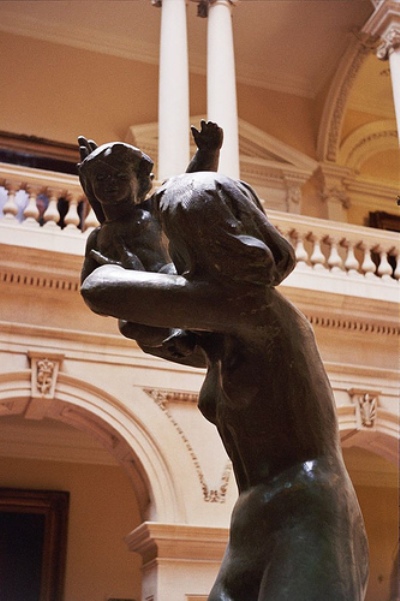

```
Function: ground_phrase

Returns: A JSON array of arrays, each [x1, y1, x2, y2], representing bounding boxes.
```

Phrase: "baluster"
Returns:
[[341, 239, 360, 277], [393, 252, 400, 281], [83, 204, 99, 232], [43, 188, 61, 228], [23, 184, 41, 226], [308, 234, 326, 271], [64, 193, 81, 230], [325, 237, 343, 273], [2, 182, 20, 220], [291, 231, 310, 270], [375, 246, 393, 281], [358, 243, 377, 278]]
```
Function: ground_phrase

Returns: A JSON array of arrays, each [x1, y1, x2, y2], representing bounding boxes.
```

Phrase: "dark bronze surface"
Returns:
[[79, 123, 369, 601]]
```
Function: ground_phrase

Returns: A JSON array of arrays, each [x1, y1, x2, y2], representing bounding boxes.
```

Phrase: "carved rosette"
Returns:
[[349, 389, 380, 429], [28, 351, 64, 399]]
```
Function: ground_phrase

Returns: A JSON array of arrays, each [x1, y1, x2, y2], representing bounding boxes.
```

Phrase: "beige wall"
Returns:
[[0, 455, 142, 601], [0, 32, 159, 145], [1, 31, 317, 158], [356, 485, 399, 601]]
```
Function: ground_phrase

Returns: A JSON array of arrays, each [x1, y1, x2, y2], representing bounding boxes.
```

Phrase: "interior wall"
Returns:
[[0, 31, 160, 145], [0, 455, 142, 601], [355, 484, 399, 601], [0, 31, 317, 161]]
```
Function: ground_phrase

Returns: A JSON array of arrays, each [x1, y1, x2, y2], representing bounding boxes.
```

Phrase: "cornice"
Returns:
[[125, 521, 228, 563]]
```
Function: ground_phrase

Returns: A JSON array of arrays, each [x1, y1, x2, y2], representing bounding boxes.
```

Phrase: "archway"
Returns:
[[0, 369, 186, 523]]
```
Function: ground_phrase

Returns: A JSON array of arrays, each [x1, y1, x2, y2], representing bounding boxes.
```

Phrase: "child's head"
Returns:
[[78, 142, 154, 221]]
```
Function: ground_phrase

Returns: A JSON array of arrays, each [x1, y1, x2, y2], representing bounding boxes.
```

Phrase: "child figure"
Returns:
[[78, 120, 223, 282]]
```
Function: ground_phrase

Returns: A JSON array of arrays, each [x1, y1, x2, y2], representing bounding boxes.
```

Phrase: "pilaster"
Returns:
[[316, 163, 353, 221], [125, 521, 228, 601]]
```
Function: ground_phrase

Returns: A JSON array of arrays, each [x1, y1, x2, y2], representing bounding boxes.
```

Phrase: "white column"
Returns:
[[378, 29, 400, 144], [363, 0, 400, 144], [207, 0, 240, 178], [157, 0, 190, 180]]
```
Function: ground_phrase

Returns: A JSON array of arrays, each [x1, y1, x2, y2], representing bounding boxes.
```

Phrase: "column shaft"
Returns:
[[388, 48, 400, 143], [207, 0, 240, 178], [158, 0, 190, 179]]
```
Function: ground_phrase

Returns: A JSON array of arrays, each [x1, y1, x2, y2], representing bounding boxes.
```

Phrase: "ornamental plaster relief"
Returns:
[[317, 36, 375, 164], [144, 388, 232, 503]]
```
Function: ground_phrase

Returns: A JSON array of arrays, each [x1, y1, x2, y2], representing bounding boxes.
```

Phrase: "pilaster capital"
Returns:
[[376, 25, 400, 59], [316, 163, 353, 211], [362, 0, 400, 59]]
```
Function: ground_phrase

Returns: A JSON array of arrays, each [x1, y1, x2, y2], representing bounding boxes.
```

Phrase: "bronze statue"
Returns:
[[78, 120, 223, 281], [79, 123, 369, 601]]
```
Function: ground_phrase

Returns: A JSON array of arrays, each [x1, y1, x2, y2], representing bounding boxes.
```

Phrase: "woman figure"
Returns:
[[81, 170, 369, 601]]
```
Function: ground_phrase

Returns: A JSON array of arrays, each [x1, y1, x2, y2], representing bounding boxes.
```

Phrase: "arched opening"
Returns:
[[0, 370, 187, 600], [0, 415, 144, 601], [339, 423, 399, 601]]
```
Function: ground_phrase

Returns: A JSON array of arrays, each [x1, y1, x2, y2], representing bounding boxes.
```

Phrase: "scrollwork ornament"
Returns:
[[36, 358, 56, 396], [358, 393, 378, 428], [349, 389, 379, 429], [377, 27, 400, 60]]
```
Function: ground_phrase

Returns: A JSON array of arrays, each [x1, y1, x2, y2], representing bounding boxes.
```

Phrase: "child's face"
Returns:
[[91, 162, 139, 206]]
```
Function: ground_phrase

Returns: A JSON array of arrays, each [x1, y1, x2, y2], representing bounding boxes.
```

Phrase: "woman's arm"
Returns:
[[81, 264, 255, 335]]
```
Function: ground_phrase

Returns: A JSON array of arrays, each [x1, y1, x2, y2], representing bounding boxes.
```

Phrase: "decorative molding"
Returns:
[[339, 119, 398, 170], [0, 270, 79, 292], [29, 351, 64, 398], [25, 351, 64, 420], [377, 25, 400, 59], [144, 388, 232, 503], [317, 37, 374, 163], [362, 0, 400, 58], [307, 314, 400, 336], [125, 521, 228, 563]]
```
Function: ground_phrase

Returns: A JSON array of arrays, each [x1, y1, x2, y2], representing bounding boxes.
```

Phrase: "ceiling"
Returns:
[[0, 0, 392, 115]]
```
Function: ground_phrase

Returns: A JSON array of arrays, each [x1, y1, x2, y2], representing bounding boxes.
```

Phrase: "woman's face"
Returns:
[[92, 163, 139, 206]]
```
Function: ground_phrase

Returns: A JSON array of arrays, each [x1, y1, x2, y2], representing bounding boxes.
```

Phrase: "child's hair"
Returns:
[[78, 142, 154, 223]]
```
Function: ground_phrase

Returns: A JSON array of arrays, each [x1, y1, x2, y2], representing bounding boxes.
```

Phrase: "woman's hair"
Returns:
[[155, 172, 295, 287], [78, 142, 154, 223]]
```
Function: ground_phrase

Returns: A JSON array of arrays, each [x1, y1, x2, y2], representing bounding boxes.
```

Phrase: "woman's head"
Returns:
[[78, 142, 154, 222], [155, 172, 295, 287]]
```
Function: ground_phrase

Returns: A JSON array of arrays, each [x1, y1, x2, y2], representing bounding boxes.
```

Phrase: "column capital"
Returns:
[[191, 0, 239, 18], [377, 25, 400, 59], [362, 0, 400, 59]]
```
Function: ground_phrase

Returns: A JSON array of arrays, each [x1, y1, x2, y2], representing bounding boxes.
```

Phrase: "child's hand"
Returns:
[[78, 136, 98, 162], [191, 120, 223, 152]]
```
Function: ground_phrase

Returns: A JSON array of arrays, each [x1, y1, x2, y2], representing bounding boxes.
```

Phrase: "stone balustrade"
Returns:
[[1, 162, 399, 284], [0, 162, 97, 232], [268, 209, 400, 282]]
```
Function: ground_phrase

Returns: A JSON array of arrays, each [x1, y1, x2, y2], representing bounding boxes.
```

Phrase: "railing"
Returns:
[[268, 210, 400, 282], [1, 162, 399, 283], [0, 163, 97, 232]]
